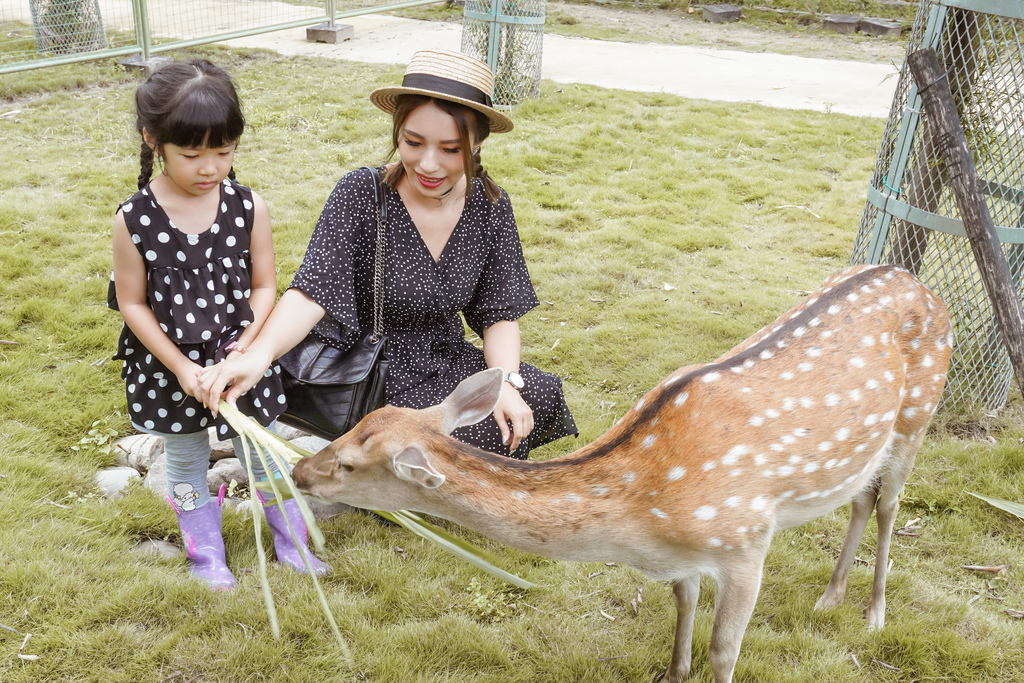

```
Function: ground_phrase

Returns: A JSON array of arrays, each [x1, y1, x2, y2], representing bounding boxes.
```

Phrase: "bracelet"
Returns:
[[225, 341, 246, 354]]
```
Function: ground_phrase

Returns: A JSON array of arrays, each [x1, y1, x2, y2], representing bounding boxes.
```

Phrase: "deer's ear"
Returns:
[[393, 446, 446, 488], [438, 368, 504, 434]]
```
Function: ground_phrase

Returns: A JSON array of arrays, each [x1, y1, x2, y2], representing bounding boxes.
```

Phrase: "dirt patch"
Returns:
[[545, 1, 908, 64]]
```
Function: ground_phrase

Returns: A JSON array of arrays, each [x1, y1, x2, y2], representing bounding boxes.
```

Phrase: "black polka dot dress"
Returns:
[[291, 167, 577, 459], [108, 179, 285, 439]]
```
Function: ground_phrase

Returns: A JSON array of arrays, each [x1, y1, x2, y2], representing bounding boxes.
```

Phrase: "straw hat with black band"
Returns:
[[369, 49, 513, 134]]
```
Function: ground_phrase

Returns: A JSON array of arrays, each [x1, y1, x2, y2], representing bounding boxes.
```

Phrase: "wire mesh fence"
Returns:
[[1, 0, 441, 74], [460, 0, 544, 106], [850, 0, 1024, 411]]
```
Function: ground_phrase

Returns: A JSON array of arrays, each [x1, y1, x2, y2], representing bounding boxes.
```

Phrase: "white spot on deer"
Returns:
[[924, 402, 933, 412], [695, 506, 717, 521], [807, 347, 823, 357], [511, 491, 530, 500], [798, 362, 814, 372], [835, 428, 850, 441], [849, 357, 866, 368], [642, 435, 657, 449], [847, 293, 859, 302], [821, 329, 834, 339], [795, 491, 822, 502], [793, 326, 807, 337], [749, 415, 765, 427], [742, 387, 753, 393], [825, 458, 838, 469], [838, 457, 851, 467], [702, 461, 717, 472], [782, 398, 796, 411], [932, 374, 945, 382], [590, 485, 609, 496], [882, 410, 896, 422], [769, 443, 785, 452], [750, 496, 769, 511], [754, 453, 768, 465], [818, 441, 833, 452], [862, 307, 875, 315], [708, 538, 724, 548], [724, 445, 749, 463], [743, 358, 756, 369], [760, 349, 773, 360], [634, 398, 646, 411], [668, 466, 687, 481], [788, 455, 802, 465], [664, 374, 682, 387], [922, 354, 934, 367], [825, 393, 841, 407], [883, 370, 895, 382], [864, 414, 879, 426], [800, 397, 814, 409], [904, 291, 916, 300], [650, 508, 669, 519], [703, 372, 721, 383], [902, 407, 918, 418], [880, 332, 891, 344], [780, 371, 795, 381], [725, 496, 741, 508], [777, 465, 795, 476], [765, 408, 781, 419], [854, 444, 868, 453], [848, 388, 862, 402], [866, 379, 880, 390], [623, 472, 638, 483], [862, 335, 876, 346], [809, 317, 822, 327], [781, 434, 797, 445], [674, 392, 689, 407], [911, 338, 921, 350], [564, 494, 582, 503], [776, 339, 787, 349], [861, 284, 873, 293], [737, 526, 749, 534]]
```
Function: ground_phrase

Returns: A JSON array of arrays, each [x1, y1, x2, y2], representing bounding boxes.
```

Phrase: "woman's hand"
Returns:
[[174, 361, 205, 400], [493, 385, 534, 453], [197, 348, 274, 417]]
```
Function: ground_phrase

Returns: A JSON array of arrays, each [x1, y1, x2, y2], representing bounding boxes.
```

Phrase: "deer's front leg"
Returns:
[[662, 575, 700, 683], [707, 554, 766, 683]]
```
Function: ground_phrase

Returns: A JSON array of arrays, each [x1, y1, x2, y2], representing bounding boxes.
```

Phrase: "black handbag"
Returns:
[[277, 167, 390, 441]]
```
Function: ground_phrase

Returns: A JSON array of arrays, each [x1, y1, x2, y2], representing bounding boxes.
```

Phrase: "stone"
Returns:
[[702, 4, 742, 23], [134, 538, 181, 560], [309, 499, 358, 520], [112, 433, 164, 472], [306, 22, 354, 44], [207, 457, 247, 495], [95, 467, 141, 499], [209, 429, 235, 461], [861, 17, 903, 37], [117, 54, 173, 78], [824, 15, 861, 35], [143, 452, 168, 497], [275, 423, 308, 441], [290, 435, 332, 455]]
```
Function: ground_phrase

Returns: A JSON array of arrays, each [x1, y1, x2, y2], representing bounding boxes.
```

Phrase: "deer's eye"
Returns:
[[342, 464, 354, 472]]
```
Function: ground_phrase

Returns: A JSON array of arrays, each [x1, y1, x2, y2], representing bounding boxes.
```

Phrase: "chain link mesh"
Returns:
[[850, 0, 1024, 411], [460, 0, 544, 107]]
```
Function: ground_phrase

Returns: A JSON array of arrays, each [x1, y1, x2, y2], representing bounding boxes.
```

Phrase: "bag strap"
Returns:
[[362, 166, 387, 341]]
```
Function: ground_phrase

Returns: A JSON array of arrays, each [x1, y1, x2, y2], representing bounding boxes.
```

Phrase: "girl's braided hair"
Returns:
[[382, 95, 501, 203], [134, 59, 245, 190]]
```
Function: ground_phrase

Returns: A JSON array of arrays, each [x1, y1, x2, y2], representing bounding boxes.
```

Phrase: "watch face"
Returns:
[[506, 372, 524, 389]]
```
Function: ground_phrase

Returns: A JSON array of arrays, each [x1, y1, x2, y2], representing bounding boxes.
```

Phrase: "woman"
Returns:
[[199, 49, 576, 458]]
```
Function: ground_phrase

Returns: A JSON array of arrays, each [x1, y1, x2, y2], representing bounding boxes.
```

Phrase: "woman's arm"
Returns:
[[199, 287, 326, 415], [483, 319, 534, 453], [112, 212, 204, 397]]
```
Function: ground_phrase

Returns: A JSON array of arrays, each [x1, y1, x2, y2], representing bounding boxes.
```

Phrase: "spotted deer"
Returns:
[[292, 264, 953, 683]]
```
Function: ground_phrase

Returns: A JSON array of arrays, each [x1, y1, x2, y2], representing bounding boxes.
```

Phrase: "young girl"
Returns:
[[109, 59, 327, 589]]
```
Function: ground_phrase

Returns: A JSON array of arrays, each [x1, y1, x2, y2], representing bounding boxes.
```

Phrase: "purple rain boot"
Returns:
[[174, 501, 238, 590], [262, 497, 330, 576]]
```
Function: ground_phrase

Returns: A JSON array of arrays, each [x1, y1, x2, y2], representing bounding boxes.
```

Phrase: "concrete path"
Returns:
[[224, 14, 900, 118]]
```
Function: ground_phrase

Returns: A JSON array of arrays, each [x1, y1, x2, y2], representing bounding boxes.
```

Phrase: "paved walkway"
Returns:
[[224, 14, 900, 118]]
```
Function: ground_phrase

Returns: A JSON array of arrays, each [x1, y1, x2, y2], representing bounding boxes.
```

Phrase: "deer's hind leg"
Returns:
[[815, 483, 879, 613], [865, 430, 923, 629], [662, 575, 700, 683]]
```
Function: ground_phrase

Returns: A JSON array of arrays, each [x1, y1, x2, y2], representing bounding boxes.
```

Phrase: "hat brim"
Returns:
[[370, 86, 514, 134]]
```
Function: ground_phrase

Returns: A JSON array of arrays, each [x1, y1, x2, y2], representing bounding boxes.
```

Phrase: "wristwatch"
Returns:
[[504, 371, 524, 391]]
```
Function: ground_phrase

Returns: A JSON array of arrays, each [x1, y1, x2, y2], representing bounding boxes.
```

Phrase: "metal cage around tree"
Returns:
[[850, 0, 1024, 411], [460, 0, 545, 107]]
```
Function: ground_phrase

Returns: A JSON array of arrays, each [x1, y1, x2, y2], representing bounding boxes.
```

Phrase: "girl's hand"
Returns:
[[197, 348, 274, 417], [493, 386, 534, 454], [174, 361, 206, 401]]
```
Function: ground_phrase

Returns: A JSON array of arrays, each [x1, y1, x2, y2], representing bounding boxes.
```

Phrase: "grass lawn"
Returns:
[[1, 45, 1022, 682]]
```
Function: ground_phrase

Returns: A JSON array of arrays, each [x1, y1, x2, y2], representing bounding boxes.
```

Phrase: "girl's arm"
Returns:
[[231, 191, 275, 351], [199, 287, 326, 415], [482, 319, 534, 453], [112, 212, 203, 397]]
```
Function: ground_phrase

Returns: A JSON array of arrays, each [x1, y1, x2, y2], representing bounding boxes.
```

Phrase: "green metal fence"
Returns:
[[1, 0, 442, 75], [850, 0, 1024, 410]]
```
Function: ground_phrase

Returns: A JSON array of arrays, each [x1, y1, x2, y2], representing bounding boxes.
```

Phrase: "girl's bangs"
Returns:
[[166, 89, 244, 149]]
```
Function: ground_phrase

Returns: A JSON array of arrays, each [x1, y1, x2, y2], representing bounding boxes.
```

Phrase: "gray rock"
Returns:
[[824, 14, 861, 34], [702, 4, 742, 23], [134, 538, 181, 560], [207, 457, 247, 495], [290, 435, 331, 455], [274, 423, 308, 441], [95, 467, 142, 498], [143, 452, 168, 497], [861, 17, 902, 37], [112, 433, 164, 472]]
